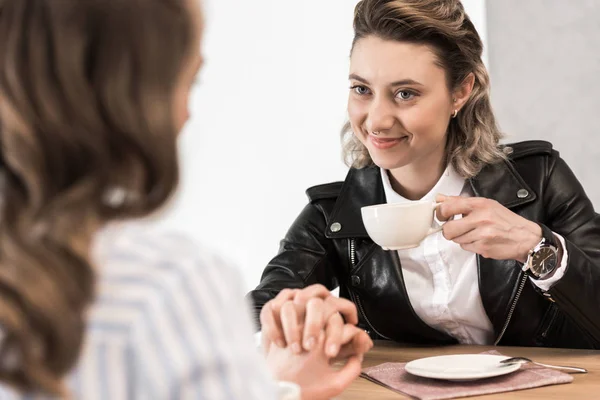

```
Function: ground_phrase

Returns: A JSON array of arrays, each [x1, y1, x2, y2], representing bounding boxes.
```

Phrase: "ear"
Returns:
[[451, 72, 475, 112]]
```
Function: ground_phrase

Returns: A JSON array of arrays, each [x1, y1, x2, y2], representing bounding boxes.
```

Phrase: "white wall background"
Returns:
[[155, 0, 488, 290], [486, 0, 600, 209]]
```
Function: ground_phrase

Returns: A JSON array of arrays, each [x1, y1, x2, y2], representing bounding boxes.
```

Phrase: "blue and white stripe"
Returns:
[[0, 225, 277, 400]]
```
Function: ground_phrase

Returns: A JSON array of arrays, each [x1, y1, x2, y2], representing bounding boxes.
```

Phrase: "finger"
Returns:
[[280, 301, 302, 354], [267, 289, 300, 348], [302, 297, 325, 351], [270, 288, 300, 315], [293, 284, 331, 305], [323, 296, 359, 325], [450, 227, 480, 244], [342, 325, 373, 353], [335, 326, 373, 360], [441, 219, 477, 241], [436, 196, 485, 221], [453, 224, 505, 245], [460, 241, 487, 257], [259, 302, 286, 348], [293, 301, 307, 332], [326, 355, 363, 398], [260, 333, 272, 356], [324, 312, 344, 358]]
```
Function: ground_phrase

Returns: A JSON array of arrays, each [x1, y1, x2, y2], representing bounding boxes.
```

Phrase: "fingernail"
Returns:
[[292, 342, 302, 354], [327, 344, 338, 357], [276, 339, 286, 348], [304, 337, 316, 350]]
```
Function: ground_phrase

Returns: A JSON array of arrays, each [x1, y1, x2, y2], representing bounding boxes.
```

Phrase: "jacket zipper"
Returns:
[[348, 239, 391, 340], [350, 237, 530, 345], [494, 272, 528, 345], [540, 305, 558, 340]]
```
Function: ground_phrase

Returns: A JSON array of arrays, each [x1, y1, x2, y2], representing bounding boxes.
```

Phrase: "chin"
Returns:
[[368, 150, 412, 171]]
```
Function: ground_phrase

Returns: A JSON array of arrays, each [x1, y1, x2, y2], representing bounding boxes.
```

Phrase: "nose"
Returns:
[[366, 95, 396, 134]]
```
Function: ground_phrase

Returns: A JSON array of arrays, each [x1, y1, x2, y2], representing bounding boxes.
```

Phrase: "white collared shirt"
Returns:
[[381, 166, 568, 345]]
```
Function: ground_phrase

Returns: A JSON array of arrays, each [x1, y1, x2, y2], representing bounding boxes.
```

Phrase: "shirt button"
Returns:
[[330, 222, 342, 232], [351, 275, 361, 287], [517, 189, 529, 199]]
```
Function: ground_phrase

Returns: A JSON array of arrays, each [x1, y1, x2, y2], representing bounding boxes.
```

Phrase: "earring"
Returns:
[[103, 187, 137, 208], [452, 109, 458, 118]]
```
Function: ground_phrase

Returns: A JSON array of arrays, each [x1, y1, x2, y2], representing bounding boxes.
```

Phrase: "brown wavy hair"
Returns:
[[0, 0, 193, 395], [342, 0, 505, 177]]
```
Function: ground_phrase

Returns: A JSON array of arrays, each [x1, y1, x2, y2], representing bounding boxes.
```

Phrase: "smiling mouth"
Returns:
[[369, 135, 409, 149], [370, 135, 408, 141]]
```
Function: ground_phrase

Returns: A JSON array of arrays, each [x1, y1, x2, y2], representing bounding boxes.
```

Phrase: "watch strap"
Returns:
[[538, 223, 558, 248]]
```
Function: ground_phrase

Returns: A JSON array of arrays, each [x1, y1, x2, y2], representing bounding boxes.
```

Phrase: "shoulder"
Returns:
[[305, 167, 379, 204], [305, 181, 344, 203], [502, 140, 557, 160], [94, 223, 237, 277], [501, 141, 564, 180], [90, 224, 242, 329], [83, 225, 262, 399]]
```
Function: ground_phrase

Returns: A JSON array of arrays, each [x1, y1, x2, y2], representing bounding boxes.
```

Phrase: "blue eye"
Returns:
[[397, 90, 415, 100], [350, 85, 371, 95]]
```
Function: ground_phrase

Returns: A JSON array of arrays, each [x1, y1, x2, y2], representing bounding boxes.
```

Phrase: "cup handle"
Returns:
[[427, 225, 443, 235], [427, 202, 451, 236]]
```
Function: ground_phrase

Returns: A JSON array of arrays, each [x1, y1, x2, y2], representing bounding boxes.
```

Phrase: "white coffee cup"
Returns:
[[361, 200, 446, 250]]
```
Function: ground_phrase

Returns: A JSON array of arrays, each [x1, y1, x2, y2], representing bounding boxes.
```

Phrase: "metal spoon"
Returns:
[[500, 357, 587, 374]]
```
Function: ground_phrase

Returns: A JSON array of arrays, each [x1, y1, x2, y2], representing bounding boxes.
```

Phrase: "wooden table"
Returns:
[[340, 341, 599, 399]]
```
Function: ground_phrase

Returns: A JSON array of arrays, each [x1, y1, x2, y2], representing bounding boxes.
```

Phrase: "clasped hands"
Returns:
[[260, 285, 372, 400]]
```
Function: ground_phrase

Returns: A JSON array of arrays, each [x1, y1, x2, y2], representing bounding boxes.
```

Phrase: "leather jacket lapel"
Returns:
[[468, 159, 536, 209], [326, 166, 384, 239]]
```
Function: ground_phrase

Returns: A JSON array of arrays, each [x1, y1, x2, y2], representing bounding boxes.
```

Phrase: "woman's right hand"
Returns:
[[259, 284, 364, 358]]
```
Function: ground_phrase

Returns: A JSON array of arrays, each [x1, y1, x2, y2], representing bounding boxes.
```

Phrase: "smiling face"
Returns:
[[347, 36, 457, 173]]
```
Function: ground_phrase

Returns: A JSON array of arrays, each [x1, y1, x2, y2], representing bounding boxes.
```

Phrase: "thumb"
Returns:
[[326, 355, 363, 397], [261, 332, 272, 356]]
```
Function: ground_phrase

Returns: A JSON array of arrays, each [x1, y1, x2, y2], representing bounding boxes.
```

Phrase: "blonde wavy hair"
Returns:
[[0, 0, 193, 395], [342, 0, 505, 177]]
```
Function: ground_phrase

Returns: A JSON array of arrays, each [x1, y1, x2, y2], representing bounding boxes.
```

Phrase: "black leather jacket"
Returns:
[[247, 141, 600, 349]]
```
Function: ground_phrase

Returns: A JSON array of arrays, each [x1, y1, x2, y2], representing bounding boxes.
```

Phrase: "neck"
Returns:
[[388, 146, 447, 200]]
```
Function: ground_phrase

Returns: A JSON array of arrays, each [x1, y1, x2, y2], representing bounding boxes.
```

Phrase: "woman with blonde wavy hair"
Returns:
[[251, 0, 600, 353], [0, 0, 372, 398]]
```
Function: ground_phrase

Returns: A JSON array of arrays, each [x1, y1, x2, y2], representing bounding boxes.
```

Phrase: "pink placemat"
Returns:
[[361, 351, 573, 400]]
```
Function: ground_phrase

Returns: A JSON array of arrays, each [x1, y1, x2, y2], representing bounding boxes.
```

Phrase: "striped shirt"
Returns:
[[0, 224, 277, 400]]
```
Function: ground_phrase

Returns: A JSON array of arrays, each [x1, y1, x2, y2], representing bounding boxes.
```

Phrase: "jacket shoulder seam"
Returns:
[[305, 181, 344, 203], [504, 140, 554, 160]]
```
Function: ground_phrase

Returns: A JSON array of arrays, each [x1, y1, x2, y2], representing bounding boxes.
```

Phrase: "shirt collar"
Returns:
[[381, 165, 466, 204]]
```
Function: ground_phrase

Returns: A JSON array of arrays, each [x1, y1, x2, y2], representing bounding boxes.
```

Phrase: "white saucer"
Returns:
[[405, 354, 521, 381]]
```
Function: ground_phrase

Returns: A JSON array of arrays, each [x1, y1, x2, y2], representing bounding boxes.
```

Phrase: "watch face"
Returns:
[[532, 246, 558, 277]]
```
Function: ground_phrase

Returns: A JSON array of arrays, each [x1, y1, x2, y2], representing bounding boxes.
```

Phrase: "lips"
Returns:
[[369, 135, 408, 149]]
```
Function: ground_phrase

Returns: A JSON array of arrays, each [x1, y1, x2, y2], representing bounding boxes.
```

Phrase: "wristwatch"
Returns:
[[522, 235, 560, 280]]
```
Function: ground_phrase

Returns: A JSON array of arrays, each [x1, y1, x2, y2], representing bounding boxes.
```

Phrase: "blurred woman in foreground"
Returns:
[[0, 0, 370, 398]]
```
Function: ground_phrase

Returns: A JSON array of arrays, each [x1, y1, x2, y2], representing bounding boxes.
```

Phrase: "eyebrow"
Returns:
[[348, 74, 424, 87]]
